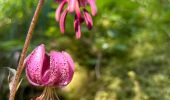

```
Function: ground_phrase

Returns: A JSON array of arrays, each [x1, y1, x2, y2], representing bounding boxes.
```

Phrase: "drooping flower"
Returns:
[[55, 0, 97, 39], [25, 44, 74, 99]]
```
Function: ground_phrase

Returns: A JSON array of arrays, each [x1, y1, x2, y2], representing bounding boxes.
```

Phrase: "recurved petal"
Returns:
[[74, 17, 82, 39], [25, 44, 46, 86], [75, 0, 81, 19], [83, 9, 93, 30], [59, 9, 68, 33], [55, 0, 67, 21], [88, 0, 97, 16], [62, 51, 74, 82], [49, 51, 74, 87], [68, 0, 76, 12], [41, 54, 50, 84]]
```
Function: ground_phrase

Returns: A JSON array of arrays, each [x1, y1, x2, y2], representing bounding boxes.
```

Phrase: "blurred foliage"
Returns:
[[0, 0, 170, 100]]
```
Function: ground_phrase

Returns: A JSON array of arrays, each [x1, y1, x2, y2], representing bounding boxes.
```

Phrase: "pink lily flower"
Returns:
[[55, 0, 97, 39], [25, 44, 74, 99]]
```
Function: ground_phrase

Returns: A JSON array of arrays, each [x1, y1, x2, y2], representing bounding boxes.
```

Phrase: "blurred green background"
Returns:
[[1, 0, 170, 100]]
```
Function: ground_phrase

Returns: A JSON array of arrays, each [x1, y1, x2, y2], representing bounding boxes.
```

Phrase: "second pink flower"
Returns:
[[25, 44, 74, 87]]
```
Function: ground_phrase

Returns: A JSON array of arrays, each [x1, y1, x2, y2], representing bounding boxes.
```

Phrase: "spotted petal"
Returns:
[[49, 51, 74, 86], [25, 44, 50, 86]]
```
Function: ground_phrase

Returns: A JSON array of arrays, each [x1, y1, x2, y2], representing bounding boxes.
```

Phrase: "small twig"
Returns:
[[9, 0, 44, 100], [95, 52, 102, 79]]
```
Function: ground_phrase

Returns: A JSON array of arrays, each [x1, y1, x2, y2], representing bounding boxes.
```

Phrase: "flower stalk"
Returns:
[[9, 0, 45, 99]]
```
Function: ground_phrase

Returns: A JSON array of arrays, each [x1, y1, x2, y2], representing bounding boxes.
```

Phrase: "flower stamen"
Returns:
[[37, 87, 59, 100]]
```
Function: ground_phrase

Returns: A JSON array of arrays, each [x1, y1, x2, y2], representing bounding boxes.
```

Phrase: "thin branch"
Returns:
[[9, 0, 44, 99]]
